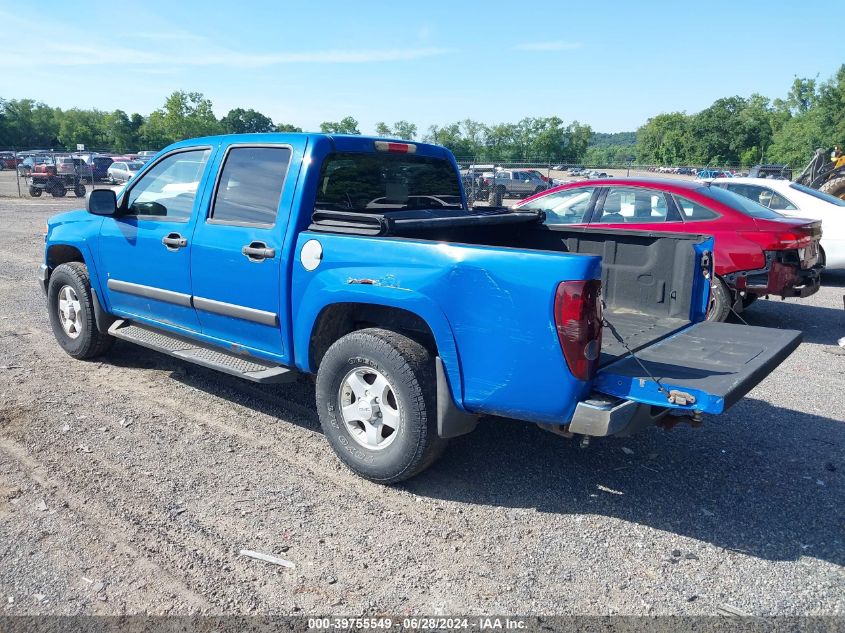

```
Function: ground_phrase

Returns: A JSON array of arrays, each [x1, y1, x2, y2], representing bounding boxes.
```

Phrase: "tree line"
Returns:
[[1, 64, 842, 169]]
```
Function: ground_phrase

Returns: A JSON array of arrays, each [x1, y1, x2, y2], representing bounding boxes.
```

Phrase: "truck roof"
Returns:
[[162, 133, 452, 160]]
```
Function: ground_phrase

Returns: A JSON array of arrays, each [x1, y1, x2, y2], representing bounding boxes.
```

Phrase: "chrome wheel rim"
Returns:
[[57, 285, 83, 339], [338, 367, 400, 451]]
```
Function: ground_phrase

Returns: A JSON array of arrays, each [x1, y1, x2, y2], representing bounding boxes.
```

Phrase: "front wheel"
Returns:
[[74, 184, 86, 198], [316, 328, 446, 484], [47, 262, 114, 359], [29, 186, 42, 197]]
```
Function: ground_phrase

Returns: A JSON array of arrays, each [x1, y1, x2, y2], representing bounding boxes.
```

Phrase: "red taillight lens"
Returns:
[[554, 280, 603, 381]]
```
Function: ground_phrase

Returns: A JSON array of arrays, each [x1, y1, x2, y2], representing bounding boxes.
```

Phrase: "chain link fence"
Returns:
[[0, 147, 118, 198], [453, 158, 748, 206]]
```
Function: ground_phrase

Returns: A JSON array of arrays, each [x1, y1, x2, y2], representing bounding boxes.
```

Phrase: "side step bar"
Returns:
[[108, 320, 297, 384]]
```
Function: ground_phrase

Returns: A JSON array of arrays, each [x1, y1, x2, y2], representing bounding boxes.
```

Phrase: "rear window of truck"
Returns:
[[315, 152, 464, 213]]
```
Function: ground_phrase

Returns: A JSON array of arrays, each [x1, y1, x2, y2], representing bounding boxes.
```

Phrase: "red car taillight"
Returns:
[[554, 280, 603, 381]]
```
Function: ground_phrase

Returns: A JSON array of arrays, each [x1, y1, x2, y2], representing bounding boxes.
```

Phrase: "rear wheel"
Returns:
[[819, 176, 845, 200], [706, 277, 732, 322], [29, 186, 42, 197], [51, 182, 67, 197], [74, 184, 86, 198], [490, 185, 505, 207], [316, 328, 446, 484]]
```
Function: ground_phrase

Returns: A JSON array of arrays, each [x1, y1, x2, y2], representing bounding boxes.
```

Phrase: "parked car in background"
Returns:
[[490, 169, 548, 200], [709, 177, 845, 269], [90, 155, 114, 181], [53, 157, 91, 182], [514, 178, 823, 321], [107, 160, 144, 184], [0, 152, 23, 170]]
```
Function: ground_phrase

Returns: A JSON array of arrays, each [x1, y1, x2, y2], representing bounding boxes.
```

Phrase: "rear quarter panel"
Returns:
[[291, 232, 602, 424]]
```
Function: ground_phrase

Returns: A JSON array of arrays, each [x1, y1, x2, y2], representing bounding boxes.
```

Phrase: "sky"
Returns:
[[0, 1, 841, 135]]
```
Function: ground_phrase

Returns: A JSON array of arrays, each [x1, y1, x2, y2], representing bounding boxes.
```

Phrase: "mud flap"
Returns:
[[593, 322, 801, 414]]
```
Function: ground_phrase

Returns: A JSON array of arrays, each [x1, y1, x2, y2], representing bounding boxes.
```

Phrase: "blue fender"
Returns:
[[294, 279, 466, 411]]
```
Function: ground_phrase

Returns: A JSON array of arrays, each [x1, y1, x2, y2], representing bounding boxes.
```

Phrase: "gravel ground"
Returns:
[[0, 197, 843, 616]]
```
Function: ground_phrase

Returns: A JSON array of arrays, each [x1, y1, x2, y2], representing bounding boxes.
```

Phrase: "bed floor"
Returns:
[[600, 309, 689, 367]]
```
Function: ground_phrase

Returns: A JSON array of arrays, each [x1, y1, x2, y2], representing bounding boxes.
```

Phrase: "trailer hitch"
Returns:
[[657, 410, 703, 431]]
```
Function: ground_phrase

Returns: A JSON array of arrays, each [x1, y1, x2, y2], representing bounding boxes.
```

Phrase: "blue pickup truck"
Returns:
[[40, 133, 801, 482]]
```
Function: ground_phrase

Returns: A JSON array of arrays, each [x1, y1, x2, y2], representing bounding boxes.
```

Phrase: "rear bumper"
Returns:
[[567, 395, 669, 437], [730, 260, 822, 299]]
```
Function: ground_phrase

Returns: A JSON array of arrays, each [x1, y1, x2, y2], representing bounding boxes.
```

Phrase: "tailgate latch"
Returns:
[[668, 390, 696, 406]]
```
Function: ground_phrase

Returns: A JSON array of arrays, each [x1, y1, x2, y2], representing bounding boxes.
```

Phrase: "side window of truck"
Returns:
[[520, 187, 595, 224], [209, 146, 292, 226], [124, 149, 211, 221]]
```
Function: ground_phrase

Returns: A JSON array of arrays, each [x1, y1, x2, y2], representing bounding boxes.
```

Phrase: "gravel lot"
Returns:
[[0, 197, 843, 617]]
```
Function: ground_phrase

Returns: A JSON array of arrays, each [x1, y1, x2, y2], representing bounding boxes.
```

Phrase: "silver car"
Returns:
[[107, 161, 144, 184], [491, 169, 548, 198]]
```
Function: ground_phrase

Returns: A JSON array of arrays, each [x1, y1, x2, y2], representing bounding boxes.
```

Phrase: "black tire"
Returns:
[[534, 186, 544, 195], [706, 277, 732, 322], [74, 184, 86, 198], [490, 185, 505, 207], [47, 262, 114, 360], [29, 186, 42, 197], [316, 328, 447, 484], [820, 176, 845, 201], [51, 183, 67, 198]]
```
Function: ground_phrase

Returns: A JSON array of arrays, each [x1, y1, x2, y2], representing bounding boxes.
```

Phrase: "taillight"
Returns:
[[374, 141, 416, 154], [554, 280, 602, 381]]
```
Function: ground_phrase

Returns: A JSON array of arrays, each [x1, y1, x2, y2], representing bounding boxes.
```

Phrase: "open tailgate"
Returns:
[[593, 322, 801, 414]]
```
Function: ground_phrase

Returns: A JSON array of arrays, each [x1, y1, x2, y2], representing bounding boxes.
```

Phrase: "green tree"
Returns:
[[320, 116, 360, 134], [275, 123, 303, 132], [391, 120, 417, 140], [220, 108, 275, 134], [0, 98, 60, 148], [141, 91, 222, 148]]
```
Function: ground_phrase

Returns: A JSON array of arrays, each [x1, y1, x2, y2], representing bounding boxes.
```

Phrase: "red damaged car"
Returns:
[[514, 178, 823, 321]]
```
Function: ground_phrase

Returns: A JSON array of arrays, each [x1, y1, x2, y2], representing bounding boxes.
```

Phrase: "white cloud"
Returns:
[[512, 41, 582, 51], [0, 10, 452, 69]]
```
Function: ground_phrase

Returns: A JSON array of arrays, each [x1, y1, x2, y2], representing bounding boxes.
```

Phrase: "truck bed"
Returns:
[[328, 212, 710, 363]]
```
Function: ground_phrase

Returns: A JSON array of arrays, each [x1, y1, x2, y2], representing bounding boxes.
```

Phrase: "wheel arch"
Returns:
[[300, 298, 465, 412], [45, 241, 109, 316]]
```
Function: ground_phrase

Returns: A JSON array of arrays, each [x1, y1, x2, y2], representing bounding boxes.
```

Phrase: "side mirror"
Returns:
[[87, 189, 117, 216]]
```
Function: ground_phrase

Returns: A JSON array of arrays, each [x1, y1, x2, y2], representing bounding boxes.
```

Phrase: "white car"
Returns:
[[707, 177, 845, 269], [107, 160, 144, 184]]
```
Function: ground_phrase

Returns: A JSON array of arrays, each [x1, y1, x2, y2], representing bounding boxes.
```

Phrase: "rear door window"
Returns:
[[595, 187, 670, 223], [315, 152, 463, 212], [210, 146, 291, 226]]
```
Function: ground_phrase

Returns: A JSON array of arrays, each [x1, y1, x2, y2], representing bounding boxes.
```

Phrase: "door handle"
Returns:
[[162, 232, 187, 250], [242, 241, 275, 262]]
